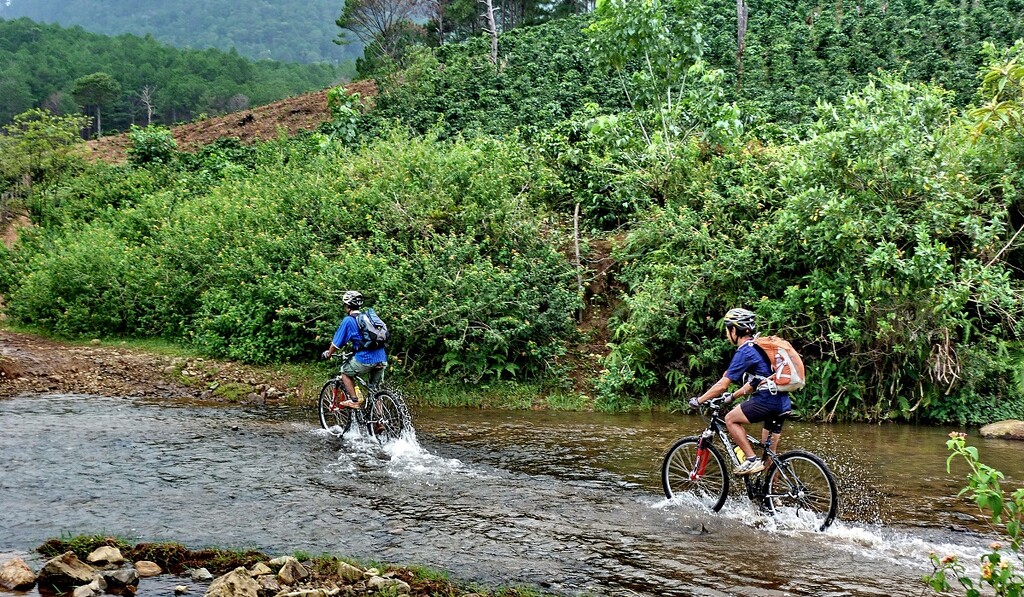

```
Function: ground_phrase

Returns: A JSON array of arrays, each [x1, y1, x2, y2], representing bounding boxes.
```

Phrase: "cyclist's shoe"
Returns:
[[734, 457, 764, 476], [338, 399, 360, 409], [372, 423, 386, 435]]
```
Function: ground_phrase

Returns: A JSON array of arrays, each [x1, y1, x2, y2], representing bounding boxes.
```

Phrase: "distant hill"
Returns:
[[0, 0, 361, 64], [0, 18, 347, 130]]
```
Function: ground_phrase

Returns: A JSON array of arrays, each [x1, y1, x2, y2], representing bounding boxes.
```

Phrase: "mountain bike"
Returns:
[[661, 394, 838, 531], [317, 352, 411, 443]]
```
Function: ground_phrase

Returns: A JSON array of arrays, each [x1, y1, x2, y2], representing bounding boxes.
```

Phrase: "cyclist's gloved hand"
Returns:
[[722, 392, 734, 404], [688, 397, 701, 409], [321, 350, 331, 360]]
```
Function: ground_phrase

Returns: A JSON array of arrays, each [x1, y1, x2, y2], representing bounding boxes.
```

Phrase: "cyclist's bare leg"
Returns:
[[340, 374, 359, 407], [762, 428, 781, 467], [725, 405, 756, 458]]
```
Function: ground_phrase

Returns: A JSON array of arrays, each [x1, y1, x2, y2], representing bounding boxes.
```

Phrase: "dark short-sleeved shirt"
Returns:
[[725, 341, 791, 412], [331, 313, 387, 365]]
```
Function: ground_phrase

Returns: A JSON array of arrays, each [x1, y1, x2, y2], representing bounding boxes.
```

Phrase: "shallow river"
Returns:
[[1, 394, 1022, 596]]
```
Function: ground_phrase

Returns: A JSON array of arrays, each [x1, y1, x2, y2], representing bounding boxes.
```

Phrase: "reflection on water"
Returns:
[[0, 395, 1020, 596]]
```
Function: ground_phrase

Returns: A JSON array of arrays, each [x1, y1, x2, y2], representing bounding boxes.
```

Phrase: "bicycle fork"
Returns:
[[691, 429, 715, 480]]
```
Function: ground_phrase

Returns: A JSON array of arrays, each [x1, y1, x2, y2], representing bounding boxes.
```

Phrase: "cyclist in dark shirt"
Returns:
[[689, 308, 791, 476]]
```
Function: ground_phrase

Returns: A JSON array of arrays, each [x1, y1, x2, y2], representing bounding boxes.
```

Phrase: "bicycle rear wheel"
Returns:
[[763, 450, 838, 531], [365, 390, 409, 442], [317, 380, 353, 437], [662, 436, 730, 512]]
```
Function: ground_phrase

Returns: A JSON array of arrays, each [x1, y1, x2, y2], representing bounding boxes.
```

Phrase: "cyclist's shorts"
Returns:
[[740, 399, 790, 434], [341, 357, 385, 385]]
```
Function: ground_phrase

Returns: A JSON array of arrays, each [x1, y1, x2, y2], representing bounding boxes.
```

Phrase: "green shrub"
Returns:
[[126, 125, 178, 165]]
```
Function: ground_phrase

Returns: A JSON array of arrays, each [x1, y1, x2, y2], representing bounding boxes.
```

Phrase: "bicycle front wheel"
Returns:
[[365, 390, 409, 442], [662, 436, 730, 512], [317, 380, 353, 437], [763, 450, 838, 531]]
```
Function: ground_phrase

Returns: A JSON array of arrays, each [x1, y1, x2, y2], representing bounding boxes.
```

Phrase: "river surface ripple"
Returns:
[[1, 394, 1022, 596]]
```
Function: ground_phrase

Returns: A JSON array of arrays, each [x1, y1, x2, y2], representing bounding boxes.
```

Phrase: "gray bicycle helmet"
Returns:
[[342, 290, 364, 308], [723, 308, 756, 334]]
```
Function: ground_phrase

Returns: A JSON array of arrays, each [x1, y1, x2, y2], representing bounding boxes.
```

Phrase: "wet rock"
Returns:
[[979, 420, 1024, 440], [248, 563, 272, 577], [0, 557, 37, 590], [86, 546, 125, 566], [134, 561, 162, 577], [205, 567, 258, 597], [72, 577, 106, 597], [367, 576, 410, 594], [102, 566, 140, 590], [335, 561, 362, 582], [280, 590, 329, 597], [276, 558, 309, 586], [254, 574, 280, 597], [191, 568, 214, 581], [38, 551, 97, 591], [174, 586, 189, 595]]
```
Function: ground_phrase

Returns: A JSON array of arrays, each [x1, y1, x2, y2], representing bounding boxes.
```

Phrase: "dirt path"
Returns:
[[0, 330, 307, 402]]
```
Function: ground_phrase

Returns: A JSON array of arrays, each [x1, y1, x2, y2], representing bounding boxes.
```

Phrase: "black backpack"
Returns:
[[356, 307, 390, 350]]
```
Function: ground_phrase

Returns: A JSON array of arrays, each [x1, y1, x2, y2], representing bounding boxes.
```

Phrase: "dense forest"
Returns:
[[2, 1, 1024, 425], [0, 18, 346, 133], [0, 0, 361, 64]]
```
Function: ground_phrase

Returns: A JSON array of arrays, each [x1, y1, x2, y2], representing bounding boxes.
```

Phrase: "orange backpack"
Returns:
[[747, 336, 806, 393]]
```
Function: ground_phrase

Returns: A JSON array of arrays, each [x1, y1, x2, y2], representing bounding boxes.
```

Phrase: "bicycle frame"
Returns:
[[697, 407, 773, 500]]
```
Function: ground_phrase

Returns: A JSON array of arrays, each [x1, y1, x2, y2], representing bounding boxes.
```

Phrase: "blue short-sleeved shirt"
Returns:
[[331, 313, 387, 365], [725, 341, 791, 412]]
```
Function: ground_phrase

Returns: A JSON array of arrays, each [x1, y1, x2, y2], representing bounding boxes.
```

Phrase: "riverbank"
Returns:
[[0, 329, 311, 405], [0, 329, 593, 411], [3, 535, 548, 597]]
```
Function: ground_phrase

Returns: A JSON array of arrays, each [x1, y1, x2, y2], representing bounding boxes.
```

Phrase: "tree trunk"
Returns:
[[481, 0, 498, 65], [736, 0, 749, 90], [95, 105, 102, 137]]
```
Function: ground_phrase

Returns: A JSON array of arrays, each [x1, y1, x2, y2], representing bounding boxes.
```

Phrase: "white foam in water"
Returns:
[[648, 494, 992, 576], [314, 425, 494, 480]]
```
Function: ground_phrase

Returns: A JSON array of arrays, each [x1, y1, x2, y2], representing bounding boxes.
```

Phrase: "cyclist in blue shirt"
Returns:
[[321, 290, 387, 408], [689, 308, 791, 475]]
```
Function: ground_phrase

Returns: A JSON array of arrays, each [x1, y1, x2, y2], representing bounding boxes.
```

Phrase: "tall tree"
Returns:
[[71, 72, 121, 136], [336, 0, 429, 64], [481, 0, 498, 64]]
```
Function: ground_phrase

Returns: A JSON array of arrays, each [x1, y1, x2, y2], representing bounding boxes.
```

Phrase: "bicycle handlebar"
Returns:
[[699, 393, 735, 411]]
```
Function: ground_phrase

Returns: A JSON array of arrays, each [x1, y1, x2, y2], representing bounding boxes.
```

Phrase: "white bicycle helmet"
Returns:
[[723, 308, 756, 334], [342, 290, 364, 308]]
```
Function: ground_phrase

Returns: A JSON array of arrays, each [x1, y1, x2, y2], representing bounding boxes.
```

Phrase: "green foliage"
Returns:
[[600, 74, 1024, 422], [971, 40, 1024, 141], [370, 16, 628, 140], [4, 130, 581, 382], [325, 87, 364, 144], [926, 432, 1024, 596], [126, 125, 177, 165], [0, 108, 89, 189], [586, 0, 741, 151]]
